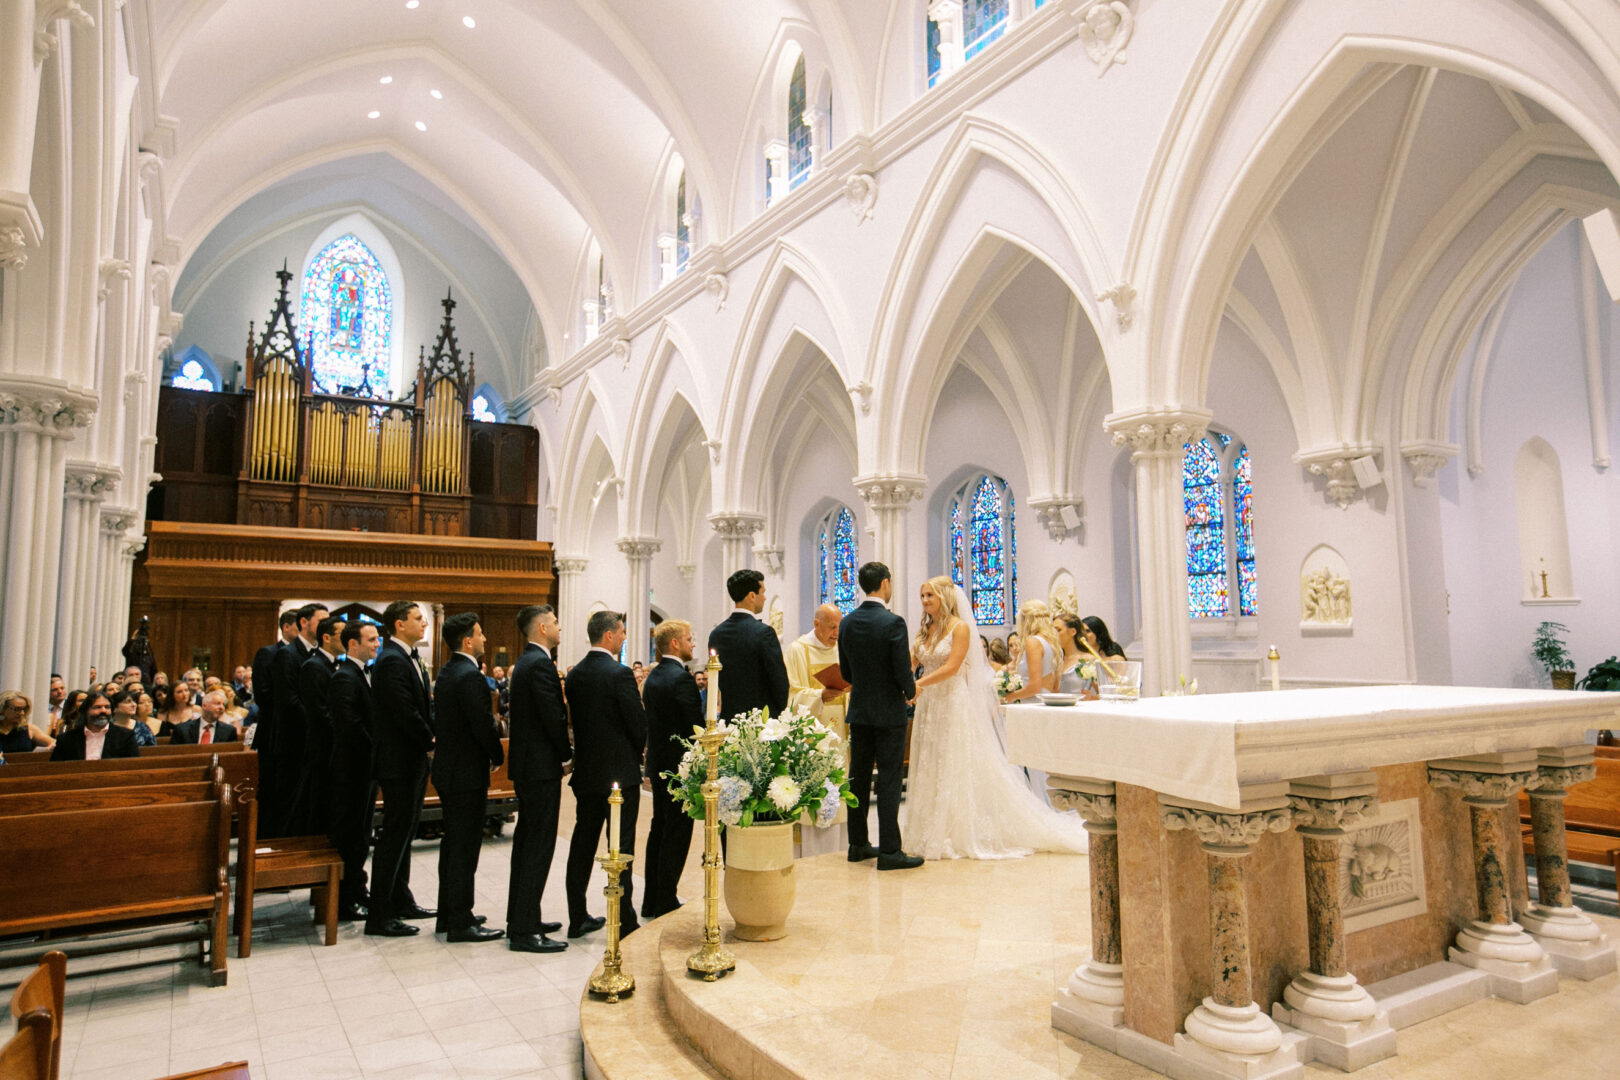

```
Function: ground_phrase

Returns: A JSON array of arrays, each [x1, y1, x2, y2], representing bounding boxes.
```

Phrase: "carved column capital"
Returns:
[[64, 462, 121, 501], [676, 563, 696, 584], [1529, 762, 1597, 796], [1401, 441, 1458, 489], [0, 376, 98, 436], [97, 257, 133, 299], [0, 225, 28, 270], [1161, 803, 1292, 854], [754, 544, 784, 575], [1028, 496, 1084, 542], [99, 506, 137, 536], [1428, 765, 1537, 806], [615, 537, 662, 562], [854, 474, 926, 511], [1287, 794, 1376, 835], [554, 556, 589, 577], [708, 513, 765, 540], [1294, 446, 1381, 509], [1104, 408, 1211, 460], [1050, 788, 1116, 826]]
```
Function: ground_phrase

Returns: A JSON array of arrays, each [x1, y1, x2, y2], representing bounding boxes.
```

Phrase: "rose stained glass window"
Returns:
[[299, 233, 393, 398], [816, 506, 859, 614]]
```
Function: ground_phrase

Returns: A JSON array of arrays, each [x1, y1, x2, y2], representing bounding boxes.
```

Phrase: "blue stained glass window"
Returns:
[[299, 233, 392, 398], [788, 55, 811, 189], [675, 171, 690, 271], [815, 507, 860, 615], [963, 0, 1009, 62], [949, 500, 965, 587], [1184, 438, 1228, 618], [471, 395, 496, 423], [172, 359, 215, 391], [969, 476, 1007, 625], [817, 525, 831, 609], [926, 14, 942, 88], [1235, 446, 1257, 616]]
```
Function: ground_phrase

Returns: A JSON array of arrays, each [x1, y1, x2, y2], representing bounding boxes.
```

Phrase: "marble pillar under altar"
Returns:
[[1518, 747, 1617, 979]]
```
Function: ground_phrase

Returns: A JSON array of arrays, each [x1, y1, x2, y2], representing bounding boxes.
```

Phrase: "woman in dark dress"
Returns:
[[1, 691, 55, 753]]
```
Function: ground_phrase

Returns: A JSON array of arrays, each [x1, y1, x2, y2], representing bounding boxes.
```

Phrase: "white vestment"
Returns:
[[785, 631, 849, 857]]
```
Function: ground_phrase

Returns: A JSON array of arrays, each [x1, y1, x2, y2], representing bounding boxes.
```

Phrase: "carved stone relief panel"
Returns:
[[1340, 797, 1427, 933], [1300, 542, 1352, 633]]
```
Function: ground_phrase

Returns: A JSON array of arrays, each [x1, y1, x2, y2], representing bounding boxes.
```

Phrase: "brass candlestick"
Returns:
[[588, 788, 635, 1003], [687, 651, 736, 981]]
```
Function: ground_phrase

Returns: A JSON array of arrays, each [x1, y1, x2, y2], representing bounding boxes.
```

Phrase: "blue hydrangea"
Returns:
[[815, 780, 841, 826], [717, 775, 750, 826]]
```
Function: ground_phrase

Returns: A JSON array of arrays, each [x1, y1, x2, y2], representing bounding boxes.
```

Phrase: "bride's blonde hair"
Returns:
[[1017, 599, 1062, 671], [915, 575, 961, 649]]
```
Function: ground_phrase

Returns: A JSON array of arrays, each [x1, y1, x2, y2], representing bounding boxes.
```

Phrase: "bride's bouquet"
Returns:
[[994, 668, 1024, 697], [663, 705, 857, 828]]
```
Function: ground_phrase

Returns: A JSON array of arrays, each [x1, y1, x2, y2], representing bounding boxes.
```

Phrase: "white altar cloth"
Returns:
[[1005, 685, 1620, 808]]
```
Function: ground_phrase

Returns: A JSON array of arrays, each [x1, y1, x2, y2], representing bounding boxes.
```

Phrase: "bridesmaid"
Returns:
[[1054, 615, 1100, 700], [999, 601, 1061, 705]]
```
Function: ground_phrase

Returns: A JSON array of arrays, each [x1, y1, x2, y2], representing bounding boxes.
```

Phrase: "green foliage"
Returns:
[[663, 705, 857, 827], [1532, 621, 1574, 673], [1577, 656, 1620, 692]]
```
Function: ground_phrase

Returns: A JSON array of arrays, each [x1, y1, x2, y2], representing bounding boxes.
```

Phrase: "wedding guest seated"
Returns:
[[57, 689, 89, 734], [51, 692, 139, 760], [133, 689, 160, 742], [171, 690, 239, 745], [109, 689, 157, 747], [182, 668, 205, 698], [220, 686, 250, 732], [154, 682, 199, 738], [123, 664, 144, 685], [46, 674, 66, 732], [0, 691, 54, 754], [152, 671, 169, 689]]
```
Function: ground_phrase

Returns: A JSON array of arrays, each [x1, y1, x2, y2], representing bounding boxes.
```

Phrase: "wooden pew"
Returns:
[[0, 765, 220, 795], [0, 781, 215, 816], [381, 738, 517, 836], [0, 783, 233, 985], [1518, 753, 1620, 881]]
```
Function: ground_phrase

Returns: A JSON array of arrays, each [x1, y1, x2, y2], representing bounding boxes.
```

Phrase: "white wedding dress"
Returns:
[[904, 591, 1089, 860]]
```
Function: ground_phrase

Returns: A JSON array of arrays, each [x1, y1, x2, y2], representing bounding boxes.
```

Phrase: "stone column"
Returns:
[[708, 513, 764, 581], [553, 556, 589, 668], [1160, 792, 1294, 1063], [1428, 753, 1558, 1002], [854, 474, 925, 604], [1104, 409, 1210, 697], [105, 534, 144, 674], [616, 537, 661, 666], [1047, 778, 1124, 1036], [95, 508, 135, 673], [1519, 747, 1617, 979], [0, 378, 96, 698], [56, 463, 119, 681], [1276, 773, 1395, 1070]]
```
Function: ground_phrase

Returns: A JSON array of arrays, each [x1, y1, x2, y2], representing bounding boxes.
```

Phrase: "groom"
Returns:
[[838, 562, 923, 871]]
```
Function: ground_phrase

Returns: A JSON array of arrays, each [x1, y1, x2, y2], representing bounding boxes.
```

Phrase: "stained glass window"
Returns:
[[171, 358, 215, 391], [1183, 434, 1259, 619], [788, 55, 811, 189], [963, 0, 1009, 62], [471, 395, 496, 423], [945, 474, 1017, 625], [675, 171, 690, 272], [299, 233, 393, 398], [926, 13, 942, 88], [816, 507, 860, 614]]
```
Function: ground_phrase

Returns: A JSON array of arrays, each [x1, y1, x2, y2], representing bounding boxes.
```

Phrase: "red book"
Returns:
[[813, 663, 851, 693]]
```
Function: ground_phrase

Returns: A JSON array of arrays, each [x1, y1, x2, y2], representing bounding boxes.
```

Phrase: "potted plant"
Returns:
[[665, 705, 854, 940], [1577, 656, 1620, 744], [1532, 621, 1577, 690]]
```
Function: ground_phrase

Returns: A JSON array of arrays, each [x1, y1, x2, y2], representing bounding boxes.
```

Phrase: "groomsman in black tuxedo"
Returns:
[[266, 602, 326, 837], [365, 600, 437, 937], [251, 609, 298, 748], [329, 620, 379, 922], [288, 614, 344, 835], [563, 611, 647, 938], [838, 562, 923, 871], [505, 604, 571, 953], [432, 612, 506, 942], [706, 569, 789, 720], [641, 619, 702, 920]]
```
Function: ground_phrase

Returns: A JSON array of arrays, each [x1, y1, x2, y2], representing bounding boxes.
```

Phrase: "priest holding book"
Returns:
[[784, 603, 850, 855]]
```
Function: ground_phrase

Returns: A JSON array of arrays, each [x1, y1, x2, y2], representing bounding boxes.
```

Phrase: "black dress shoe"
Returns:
[[876, 851, 924, 871], [364, 918, 420, 937], [509, 932, 567, 954], [435, 914, 489, 933], [338, 903, 369, 922], [398, 904, 437, 920], [540, 920, 562, 934], [848, 844, 880, 862], [567, 915, 606, 939], [445, 925, 505, 943]]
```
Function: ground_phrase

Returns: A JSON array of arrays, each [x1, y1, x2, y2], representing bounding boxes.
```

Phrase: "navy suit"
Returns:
[[640, 656, 702, 919], [706, 610, 789, 720], [366, 637, 434, 927], [505, 642, 571, 935], [838, 599, 916, 855], [327, 656, 375, 907], [563, 649, 647, 930], [432, 653, 505, 931]]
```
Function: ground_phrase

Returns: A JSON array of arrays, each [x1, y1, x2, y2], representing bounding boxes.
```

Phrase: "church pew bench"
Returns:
[[231, 791, 343, 957], [0, 764, 220, 795], [6, 950, 64, 1080], [0, 750, 258, 837], [0, 786, 233, 985], [0, 1011, 52, 1080], [0, 780, 216, 817], [1518, 754, 1620, 882], [374, 738, 517, 837]]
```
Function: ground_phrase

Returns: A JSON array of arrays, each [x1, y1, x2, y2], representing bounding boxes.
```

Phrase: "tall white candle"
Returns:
[[1268, 647, 1281, 692], [609, 782, 621, 855], [706, 649, 719, 727]]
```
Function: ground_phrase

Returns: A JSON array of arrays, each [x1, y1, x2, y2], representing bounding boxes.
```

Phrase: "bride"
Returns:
[[904, 575, 1089, 860]]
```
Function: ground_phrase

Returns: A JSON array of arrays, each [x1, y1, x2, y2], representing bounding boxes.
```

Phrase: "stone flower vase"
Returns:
[[723, 819, 797, 941]]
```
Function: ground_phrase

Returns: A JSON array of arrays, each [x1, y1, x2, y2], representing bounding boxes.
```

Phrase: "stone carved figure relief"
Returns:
[[1339, 798, 1427, 932], [1048, 570, 1078, 621], [1076, 1, 1134, 77], [1299, 544, 1352, 628]]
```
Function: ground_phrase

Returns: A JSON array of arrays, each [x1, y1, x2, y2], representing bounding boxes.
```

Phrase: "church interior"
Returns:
[[2, 1, 1619, 1078]]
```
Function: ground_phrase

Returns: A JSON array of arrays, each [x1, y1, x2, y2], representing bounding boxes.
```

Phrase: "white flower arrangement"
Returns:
[[995, 668, 1025, 697], [663, 704, 856, 828]]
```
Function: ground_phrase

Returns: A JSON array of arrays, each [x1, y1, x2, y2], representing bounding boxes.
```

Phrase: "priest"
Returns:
[[784, 603, 850, 856]]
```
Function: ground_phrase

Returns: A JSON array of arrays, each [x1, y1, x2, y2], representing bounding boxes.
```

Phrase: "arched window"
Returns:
[[947, 474, 1018, 625], [788, 54, 812, 189], [171, 357, 216, 391], [675, 170, 691, 272], [815, 506, 860, 614], [299, 233, 393, 398], [928, 0, 1009, 87], [471, 395, 497, 423], [1183, 432, 1259, 619], [962, 0, 1009, 61]]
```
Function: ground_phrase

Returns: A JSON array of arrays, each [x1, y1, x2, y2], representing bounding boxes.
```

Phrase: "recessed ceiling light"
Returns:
[[430, 88, 443, 100], [415, 120, 427, 131], [462, 15, 476, 28], [368, 110, 381, 119], [379, 75, 392, 84], [405, 0, 419, 8]]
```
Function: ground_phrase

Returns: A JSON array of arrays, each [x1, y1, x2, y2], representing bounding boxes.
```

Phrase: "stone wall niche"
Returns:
[[1513, 436, 1576, 603], [1299, 544, 1352, 635]]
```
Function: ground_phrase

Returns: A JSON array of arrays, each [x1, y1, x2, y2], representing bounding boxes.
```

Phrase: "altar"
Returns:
[[1005, 686, 1620, 1079]]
